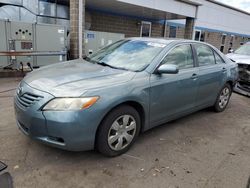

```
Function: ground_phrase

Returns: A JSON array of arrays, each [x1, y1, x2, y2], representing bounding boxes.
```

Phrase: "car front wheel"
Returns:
[[96, 105, 141, 157], [214, 83, 232, 112]]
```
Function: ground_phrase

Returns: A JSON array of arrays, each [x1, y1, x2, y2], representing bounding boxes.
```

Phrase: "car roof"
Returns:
[[126, 37, 206, 45]]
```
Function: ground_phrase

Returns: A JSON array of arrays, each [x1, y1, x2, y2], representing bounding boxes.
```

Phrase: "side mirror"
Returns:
[[157, 64, 179, 74], [229, 49, 234, 53]]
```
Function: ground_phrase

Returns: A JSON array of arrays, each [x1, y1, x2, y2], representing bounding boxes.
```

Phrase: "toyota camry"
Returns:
[[14, 38, 238, 157]]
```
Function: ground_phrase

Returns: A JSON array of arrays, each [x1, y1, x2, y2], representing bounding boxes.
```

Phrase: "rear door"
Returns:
[[149, 44, 199, 125], [193, 44, 227, 107]]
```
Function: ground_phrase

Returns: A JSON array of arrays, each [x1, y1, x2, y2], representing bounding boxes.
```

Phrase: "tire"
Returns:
[[214, 83, 232, 112], [96, 105, 141, 157]]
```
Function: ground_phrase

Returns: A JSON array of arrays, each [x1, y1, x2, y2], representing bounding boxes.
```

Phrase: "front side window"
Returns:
[[87, 40, 168, 71], [195, 44, 216, 66], [161, 44, 194, 69]]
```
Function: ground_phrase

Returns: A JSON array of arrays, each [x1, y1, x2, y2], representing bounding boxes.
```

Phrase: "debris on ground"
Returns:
[[13, 165, 19, 170]]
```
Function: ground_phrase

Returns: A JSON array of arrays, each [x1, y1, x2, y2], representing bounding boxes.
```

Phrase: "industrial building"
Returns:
[[1, 0, 250, 66]]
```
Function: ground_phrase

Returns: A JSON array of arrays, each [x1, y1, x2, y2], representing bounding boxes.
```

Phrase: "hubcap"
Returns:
[[219, 87, 230, 109], [108, 115, 136, 151]]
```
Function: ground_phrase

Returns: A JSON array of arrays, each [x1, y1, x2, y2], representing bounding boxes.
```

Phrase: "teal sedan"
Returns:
[[14, 38, 238, 157]]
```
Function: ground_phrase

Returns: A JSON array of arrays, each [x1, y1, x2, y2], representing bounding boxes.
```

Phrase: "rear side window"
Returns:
[[194, 44, 216, 66], [162, 44, 194, 69], [214, 51, 225, 64]]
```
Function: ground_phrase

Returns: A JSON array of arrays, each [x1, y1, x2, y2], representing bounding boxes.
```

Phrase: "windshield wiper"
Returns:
[[97, 62, 129, 71]]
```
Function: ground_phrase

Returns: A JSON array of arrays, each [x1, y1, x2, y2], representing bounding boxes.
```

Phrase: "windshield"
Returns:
[[235, 44, 250, 55], [86, 39, 167, 71]]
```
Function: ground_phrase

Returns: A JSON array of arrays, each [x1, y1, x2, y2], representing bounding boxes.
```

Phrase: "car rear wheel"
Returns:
[[96, 105, 141, 157], [214, 83, 232, 112]]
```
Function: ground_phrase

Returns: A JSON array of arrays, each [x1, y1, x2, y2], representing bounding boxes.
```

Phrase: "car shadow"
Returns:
[[30, 107, 215, 163]]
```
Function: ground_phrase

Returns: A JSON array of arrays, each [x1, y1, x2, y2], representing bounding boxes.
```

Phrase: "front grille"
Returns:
[[16, 92, 43, 108], [238, 64, 250, 84]]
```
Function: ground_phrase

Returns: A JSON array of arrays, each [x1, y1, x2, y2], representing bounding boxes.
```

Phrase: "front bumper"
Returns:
[[234, 82, 250, 97], [234, 63, 250, 97], [14, 82, 103, 151]]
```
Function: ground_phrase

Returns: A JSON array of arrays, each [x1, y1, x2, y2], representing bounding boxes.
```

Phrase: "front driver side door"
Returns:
[[149, 44, 199, 127]]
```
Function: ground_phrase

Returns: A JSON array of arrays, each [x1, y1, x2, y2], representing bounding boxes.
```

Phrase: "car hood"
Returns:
[[226, 53, 250, 65], [23, 59, 136, 97]]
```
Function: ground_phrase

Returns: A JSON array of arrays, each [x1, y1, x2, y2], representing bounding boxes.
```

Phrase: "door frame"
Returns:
[[140, 21, 152, 37], [193, 29, 202, 41]]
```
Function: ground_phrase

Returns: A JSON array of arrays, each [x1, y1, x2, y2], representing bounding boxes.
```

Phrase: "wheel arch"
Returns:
[[94, 100, 146, 148], [226, 80, 234, 90]]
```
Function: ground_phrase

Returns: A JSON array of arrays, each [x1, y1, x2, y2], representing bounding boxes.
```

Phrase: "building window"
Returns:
[[220, 46, 224, 52], [169, 26, 177, 38], [140, 21, 151, 37], [228, 35, 234, 53], [220, 34, 227, 53], [194, 30, 205, 42], [240, 37, 245, 45]]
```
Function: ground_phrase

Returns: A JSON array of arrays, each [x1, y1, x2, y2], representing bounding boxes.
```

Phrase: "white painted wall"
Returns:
[[118, 0, 197, 18], [119, 0, 250, 36], [195, 0, 250, 36]]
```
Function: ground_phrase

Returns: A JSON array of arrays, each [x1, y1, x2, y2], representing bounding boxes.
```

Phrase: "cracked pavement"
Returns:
[[0, 78, 250, 188]]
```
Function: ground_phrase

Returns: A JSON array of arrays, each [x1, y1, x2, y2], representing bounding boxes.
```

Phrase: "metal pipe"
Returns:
[[79, 0, 83, 59], [0, 51, 67, 56]]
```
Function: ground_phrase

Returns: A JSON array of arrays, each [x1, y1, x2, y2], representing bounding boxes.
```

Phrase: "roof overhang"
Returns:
[[86, 0, 198, 21]]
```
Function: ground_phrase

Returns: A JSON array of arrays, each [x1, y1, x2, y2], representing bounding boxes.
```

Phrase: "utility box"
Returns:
[[9, 21, 34, 69], [35, 24, 67, 67], [84, 30, 125, 56], [0, 20, 67, 69]]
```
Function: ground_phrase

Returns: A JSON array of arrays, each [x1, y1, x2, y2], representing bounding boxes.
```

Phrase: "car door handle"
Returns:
[[191, 73, 198, 80]]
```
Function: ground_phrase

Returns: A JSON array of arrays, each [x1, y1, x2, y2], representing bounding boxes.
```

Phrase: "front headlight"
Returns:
[[42, 97, 99, 111]]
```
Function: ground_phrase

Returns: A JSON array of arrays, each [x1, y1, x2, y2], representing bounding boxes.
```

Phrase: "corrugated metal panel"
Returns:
[[37, 16, 56, 24], [57, 4, 69, 19], [56, 18, 70, 28], [0, 0, 22, 5], [23, 0, 39, 14], [20, 8, 36, 22], [0, 6, 36, 22], [0, 1, 69, 27], [0, 6, 20, 21], [38, 1, 56, 17]]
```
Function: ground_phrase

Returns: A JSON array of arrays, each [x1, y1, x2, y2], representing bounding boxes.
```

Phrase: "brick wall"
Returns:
[[86, 10, 247, 54], [87, 10, 164, 37], [70, 0, 85, 59], [205, 32, 246, 53]]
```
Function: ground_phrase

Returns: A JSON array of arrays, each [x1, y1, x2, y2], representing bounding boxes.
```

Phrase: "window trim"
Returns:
[[193, 30, 201, 41], [153, 43, 196, 73], [213, 50, 226, 64], [140, 21, 152, 37], [194, 30, 205, 42]]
